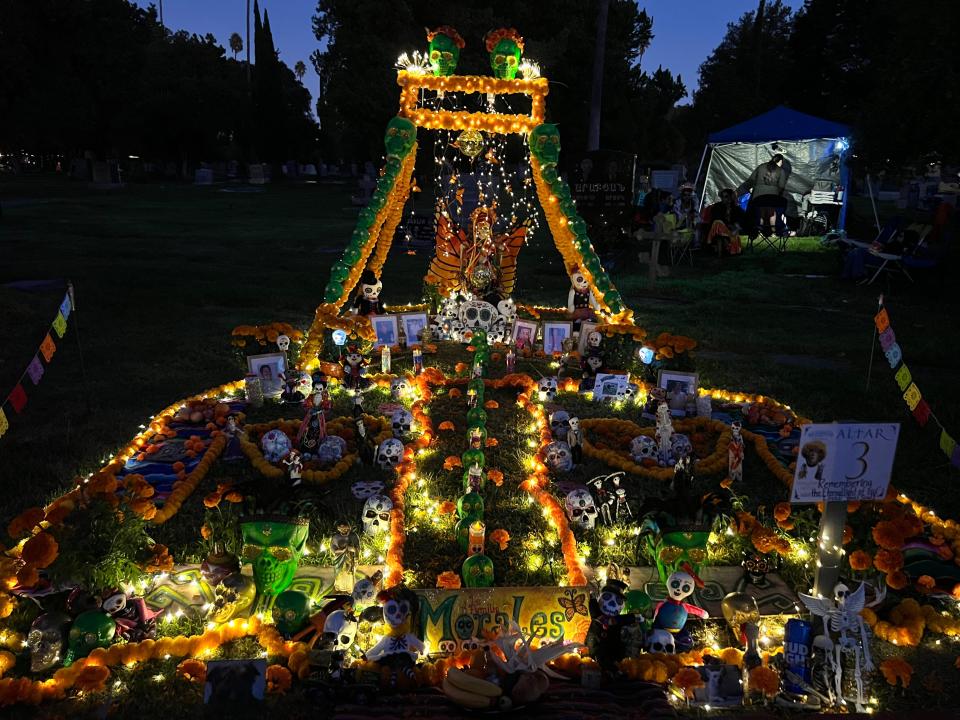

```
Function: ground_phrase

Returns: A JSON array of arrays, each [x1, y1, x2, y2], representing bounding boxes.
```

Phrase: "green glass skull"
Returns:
[[466, 407, 487, 426], [457, 491, 485, 521], [428, 31, 461, 76], [462, 553, 495, 588], [490, 38, 521, 80], [64, 610, 115, 666], [471, 329, 488, 346], [241, 517, 310, 596], [461, 448, 485, 469], [384, 116, 417, 162], [272, 590, 312, 635], [530, 124, 561, 169]]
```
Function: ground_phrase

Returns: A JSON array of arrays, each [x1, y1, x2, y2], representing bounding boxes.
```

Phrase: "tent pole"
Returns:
[[694, 144, 710, 211], [866, 174, 881, 232], [838, 143, 850, 231]]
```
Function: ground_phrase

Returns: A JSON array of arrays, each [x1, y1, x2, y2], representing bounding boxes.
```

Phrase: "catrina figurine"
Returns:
[[341, 344, 369, 392], [365, 585, 423, 690], [567, 264, 600, 323], [352, 270, 383, 317], [585, 576, 634, 669]]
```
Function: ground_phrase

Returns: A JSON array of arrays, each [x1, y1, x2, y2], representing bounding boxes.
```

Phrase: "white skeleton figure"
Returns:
[[655, 402, 674, 464], [799, 582, 886, 712]]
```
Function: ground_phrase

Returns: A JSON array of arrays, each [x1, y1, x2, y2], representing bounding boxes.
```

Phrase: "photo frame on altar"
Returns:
[[400, 312, 428, 348], [247, 353, 286, 399], [372, 314, 400, 348], [204, 658, 266, 705], [542, 320, 573, 355], [592, 372, 630, 401], [657, 370, 698, 417], [576, 321, 599, 356], [511, 319, 538, 351]]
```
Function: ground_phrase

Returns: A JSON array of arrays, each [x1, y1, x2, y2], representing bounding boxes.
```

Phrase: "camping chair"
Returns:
[[862, 224, 933, 285], [670, 228, 696, 266]]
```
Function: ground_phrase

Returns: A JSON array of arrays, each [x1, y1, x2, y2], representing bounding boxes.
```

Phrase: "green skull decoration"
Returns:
[[530, 124, 561, 169], [426, 26, 464, 76], [64, 610, 116, 666], [457, 491, 485, 521], [272, 590, 312, 635], [241, 516, 310, 596], [485, 28, 524, 80], [384, 116, 417, 162], [462, 553, 495, 588]]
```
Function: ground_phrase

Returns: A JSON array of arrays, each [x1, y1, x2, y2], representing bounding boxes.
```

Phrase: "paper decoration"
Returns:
[[878, 327, 896, 352], [912, 399, 931, 427], [26, 356, 44, 385], [59, 293, 72, 321], [874, 308, 890, 333], [0, 409, 8, 438], [884, 343, 902, 368], [39, 334, 56, 363], [53, 312, 67, 338], [903, 383, 922, 411], [9, 384, 27, 414], [940, 430, 956, 460], [894, 364, 912, 391]]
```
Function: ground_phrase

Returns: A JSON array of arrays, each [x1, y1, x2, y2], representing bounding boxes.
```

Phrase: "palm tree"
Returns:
[[294, 60, 306, 83], [229, 32, 243, 60]]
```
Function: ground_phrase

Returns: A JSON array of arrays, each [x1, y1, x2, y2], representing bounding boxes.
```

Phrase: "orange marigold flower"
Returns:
[[43, 504, 72, 526], [6, 507, 44, 539], [484, 400, 499, 409], [886, 569, 909, 590], [74, 664, 111, 693], [224, 491, 244, 503], [874, 548, 904, 573], [438, 501, 456, 515], [176, 658, 207, 684], [487, 469, 504, 486], [672, 667, 705, 698], [16, 565, 39, 588], [0, 650, 14, 677], [129, 497, 158, 521], [720, 477, 733, 489], [455, 362, 468, 374], [735, 511, 758, 536], [872, 521, 906, 550], [438, 421, 455, 431], [21, 532, 59, 569], [203, 493, 222, 509], [0, 593, 14, 619], [436, 571, 462, 590], [489, 528, 510, 551], [917, 575, 936, 590], [749, 666, 781, 697], [485, 437, 499, 447], [266, 664, 292, 694], [880, 658, 912, 688], [443, 456, 462, 470], [842, 524, 853, 545], [448, 388, 462, 398], [893, 513, 924, 539], [777, 519, 795, 531], [849, 550, 873, 571], [773, 502, 791, 522], [200, 524, 213, 540]]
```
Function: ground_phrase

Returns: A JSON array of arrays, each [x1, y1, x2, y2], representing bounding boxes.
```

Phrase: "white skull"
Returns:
[[391, 409, 414, 439], [646, 629, 675, 654], [549, 410, 570, 440], [383, 598, 411, 628], [565, 488, 598, 530], [666, 570, 695, 602], [487, 319, 508, 344], [322, 609, 357, 651], [390, 377, 410, 400], [362, 494, 393, 536], [630, 435, 658, 462], [671, 433, 693, 460], [376, 438, 404, 469], [617, 383, 639, 403], [545, 441, 573, 473], [352, 577, 379, 608], [569, 416, 580, 432], [834, 582, 850, 606], [537, 377, 558, 402], [587, 331, 602, 348], [458, 300, 499, 330], [276, 334, 291, 352], [351, 480, 385, 500], [496, 298, 516, 321], [599, 589, 625, 617]]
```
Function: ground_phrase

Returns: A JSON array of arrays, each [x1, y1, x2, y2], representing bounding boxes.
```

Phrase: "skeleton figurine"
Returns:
[[341, 345, 369, 392], [567, 264, 600, 324], [655, 402, 675, 465], [101, 590, 159, 642], [567, 416, 583, 464], [283, 449, 303, 487], [352, 269, 383, 317], [728, 421, 744, 484], [365, 586, 424, 690], [799, 582, 885, 712], [652, 565, 709, 653], [585, 575, 633, 669], [589, 472, 630, 526], [331, 520, 361, 592]]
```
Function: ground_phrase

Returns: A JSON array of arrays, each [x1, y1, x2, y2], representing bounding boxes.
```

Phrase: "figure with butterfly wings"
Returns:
[[798, 581, 885, 712]]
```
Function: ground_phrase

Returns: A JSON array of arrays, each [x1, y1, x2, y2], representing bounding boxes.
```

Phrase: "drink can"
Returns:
[[783, 618, 813, 693]]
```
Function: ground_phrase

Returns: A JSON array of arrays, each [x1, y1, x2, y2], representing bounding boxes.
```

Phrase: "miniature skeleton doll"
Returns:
[[331, 520, 361, 592], [341, 345, 369, 392], [655, 402, 675, 465], [566, 264, 600, 322], [365, 586, 424, 690], [567, 416, 583, 464], [728, 420, 744, 484], [283, 449, 303, 487], [352, 269, 383, 317], [580, 353, 604, 390], [225, 414, 241, 438], [653, 565, 709, 653], [585, 577, 633, 669]]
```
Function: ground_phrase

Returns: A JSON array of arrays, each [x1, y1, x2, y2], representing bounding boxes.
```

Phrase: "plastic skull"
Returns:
[[646, 628, 675, 654], [426, 26, 463, 76], [261, 428, 293, 463], [362, 494, 393, 536], [671, 434, 693, 461], [28, 611, 70, 672], [384, 116, 417, 161], [64, 611, 115, 666], [322, 609, 358, 651], [565, 488, 598, 530], [391, 409, 414, 439], [459, 299, 498, 330], [390, 377, 410, 400], [545, 441, 573, 473], [630, 435, 658, 462], [549, 409, 571, 440], [317, 435, 347, 464], [462, 553, 495, 588], [241, 517, 310, 596], [496, 297, 517, 321], [529, 123, 561, 169], [351, 479, 385, 500], [666, 570, 695, 602], [276, 334, 290, 352], [538, 376, 558, 402], [272, 590, 311, 635], [376, 438, 404, 469]]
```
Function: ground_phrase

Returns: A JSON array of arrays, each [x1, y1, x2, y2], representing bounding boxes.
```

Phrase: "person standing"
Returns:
[[738, 153, 790, 237]]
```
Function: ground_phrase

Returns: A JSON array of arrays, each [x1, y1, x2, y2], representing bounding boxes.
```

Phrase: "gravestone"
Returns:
[[249, 164, 268, 185], [194, 168, 214, 185]]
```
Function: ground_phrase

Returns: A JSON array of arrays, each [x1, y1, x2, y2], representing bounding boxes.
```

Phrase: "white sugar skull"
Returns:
[[317, 435, 346, 464], [545, 441, 573, 473], [322, 609, 357, 651], [376, 438, 404, 469], [459, 300, 498, 330], [630, 435, 658, 462], [671, 433, 693, 460], [565, 488, 598, 530], [587, 331, 602, 348], [277, 334, 291, 352], [351, 480, 385, 500], [834, 582, 851, 606], [537, 376, 558, 402], [383, 597, 411, 629], [391, 409, 414, 439], [496, 297, 516, 321], [390, 377, 410, 400], [666, 570, 695, 602], [549, 409, 570, 439], [599, 588, 625, 617], [646, 628, 675, 654], [352, 575, 380, 608], [362, 494, 393, 536]]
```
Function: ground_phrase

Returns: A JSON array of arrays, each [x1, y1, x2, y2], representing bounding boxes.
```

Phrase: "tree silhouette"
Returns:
[[229, 31, 243, 60], [294, 60, 306, 83]]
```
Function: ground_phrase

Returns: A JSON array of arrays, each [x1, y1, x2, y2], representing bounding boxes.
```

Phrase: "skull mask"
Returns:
[[529, 124, 561, 169], [390, 377, 410, 400], [459, 300, 498, 330], [545, 441, 573, 473], [241, 517, 310, 596], [646, 628, 676, 654], [376, 438, 404, 469], [272, 590, 311, 635], [28, 611, 70, 672], [538, 377, 558, 402], [322, 609, 358, 651], [391, 409, 414, 439], [666, 570, 695, 602], [630, 435, 658, 462], [276, 334, 290, 352], [64, 611, 115, 666], [351, 480, 385, 500], [671, 433, 693, 460], [362, 494, 393, 536], [209, 572, 257, 623], [549, 410, 571, 440], [565, 488, 598, 530]]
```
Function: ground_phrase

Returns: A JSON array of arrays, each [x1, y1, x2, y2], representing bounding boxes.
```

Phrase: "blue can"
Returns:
[[783, 618, 813, 694]]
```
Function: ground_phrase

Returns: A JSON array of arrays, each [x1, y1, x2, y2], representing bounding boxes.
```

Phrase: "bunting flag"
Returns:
[[0, 286, 73, 440], [876, 298, 959, 468]]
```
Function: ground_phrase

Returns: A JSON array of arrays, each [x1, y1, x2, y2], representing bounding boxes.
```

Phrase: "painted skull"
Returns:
[[459, 300, 498, 330], [565, 488, 598, 530], [272, 590, 311, 635], [360, 277, 382, 302], [666, 570, 695, 602], [545, 441, 573, 473], [485, 28, 523, 79], [587, 330, 602, 348], [376, 438, 404, 469], [351, 480, 385, 500], [28, 611, 70, 672], [276, 334, 290, 352], [671, 433, 693, 460], [64, 611, 115, 666], [462, 553, 495, 588], [390, 377, 410, 400], [496, 297, 516, 321], [362, 494, 393, 536], [646, 628, 676, 654], [630, 435, 658, 462], [261, 428, 293, 463], [317, 435, 347, 464], [529, 123, 561, 168], [322, 609, 358, 651], [100, 591, 127, 616], [599, 589, 626, 617], [457, 491, 485, 520], [352, 574, 381, 608], [391, 409, 414, 439], [384, 116, 417, 161], [241, 517, 310, 596], [537, 376, 558, 402], [426, 26, 463, 76], [549, 409, 571, 440], [209, 572, 257, 623]]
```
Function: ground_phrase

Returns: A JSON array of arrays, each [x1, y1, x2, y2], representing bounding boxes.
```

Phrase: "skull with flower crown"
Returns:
[[484, 28, 524, 80], [426, 26, 464, 76]]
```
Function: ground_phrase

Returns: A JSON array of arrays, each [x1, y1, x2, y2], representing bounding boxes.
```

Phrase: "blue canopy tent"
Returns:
[[695, 106, 852, 229]]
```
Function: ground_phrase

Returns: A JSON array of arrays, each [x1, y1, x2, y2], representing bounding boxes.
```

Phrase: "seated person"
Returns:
[[703, 188, 745, 255], [674, 183, 698, 232]]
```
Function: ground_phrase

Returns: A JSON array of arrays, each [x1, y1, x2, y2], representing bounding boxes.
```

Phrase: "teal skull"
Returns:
[[462, 553, 495, 588], [241, 517, 310, 596], [384, 116, 417, 162], [530, 124, 561, 169], [272, 590, 312, 635], [64, 611, 115, 666]]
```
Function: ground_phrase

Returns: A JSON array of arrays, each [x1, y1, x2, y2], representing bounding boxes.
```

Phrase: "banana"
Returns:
[[442, 676, 497, 709], [445, 667, 503, 697]]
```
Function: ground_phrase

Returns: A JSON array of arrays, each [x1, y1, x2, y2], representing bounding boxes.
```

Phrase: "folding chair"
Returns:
[[669, 228, 695, 266], [862, 224, 932, 285], [747, 204, 788, 253]]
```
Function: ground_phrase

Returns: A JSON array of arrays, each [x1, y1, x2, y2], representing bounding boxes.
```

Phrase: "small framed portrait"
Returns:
[[592, 372, 629, 401], [511, 319, 539, 350], [577, 321, 599, 356], [372, 314, 400, 348], [400, 312, 428, 348], [204, 659, 266, 705], [657, 370, 699, 417], [247, 352, 286, 398], [542, 320, 573, 355]]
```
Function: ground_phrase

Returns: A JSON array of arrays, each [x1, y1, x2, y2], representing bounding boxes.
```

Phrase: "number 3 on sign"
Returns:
[[846, 441, 870, 481]]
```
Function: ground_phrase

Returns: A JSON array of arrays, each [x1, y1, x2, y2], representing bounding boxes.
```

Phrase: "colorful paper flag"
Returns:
[[912, 398, 931, 427], [941, 430, 957, 460], [59, 293, 72, 321], [875, 307, 890, 332], [885, 343, 902, 368], [53, 312, 67, 338], [26, 356, 44, 385], [9, 384, 27, 414], [879, 327, 897, 352], [895, 364, 912, 391], [0, 408, 8, 438], [903, 382, 922, 411], [39, 334, 56, 363]]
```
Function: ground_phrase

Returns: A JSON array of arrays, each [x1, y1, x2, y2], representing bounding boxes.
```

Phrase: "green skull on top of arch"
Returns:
[[484, 28, 524, 80], [241, 516, 310, 596], [426, 26, 465, 76]]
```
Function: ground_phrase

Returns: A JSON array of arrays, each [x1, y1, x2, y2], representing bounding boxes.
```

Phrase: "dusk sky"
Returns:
[[135, 0, 805, 106]]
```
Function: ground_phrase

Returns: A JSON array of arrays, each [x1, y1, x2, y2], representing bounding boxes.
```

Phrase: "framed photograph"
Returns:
[[657, 370, 699, 417], [372, 314, 400, 348], [204, 659, 266, 705], [247, 352, 286, 399], [577, 321, 599, 356], [400, 312, 428, 348], [511, 319, 539, 350], [542, 320, 573, 355], [592, 372, 629, 401]]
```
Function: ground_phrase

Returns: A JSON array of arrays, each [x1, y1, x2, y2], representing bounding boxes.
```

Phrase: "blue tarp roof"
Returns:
[[708, 105, 851, 143]]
